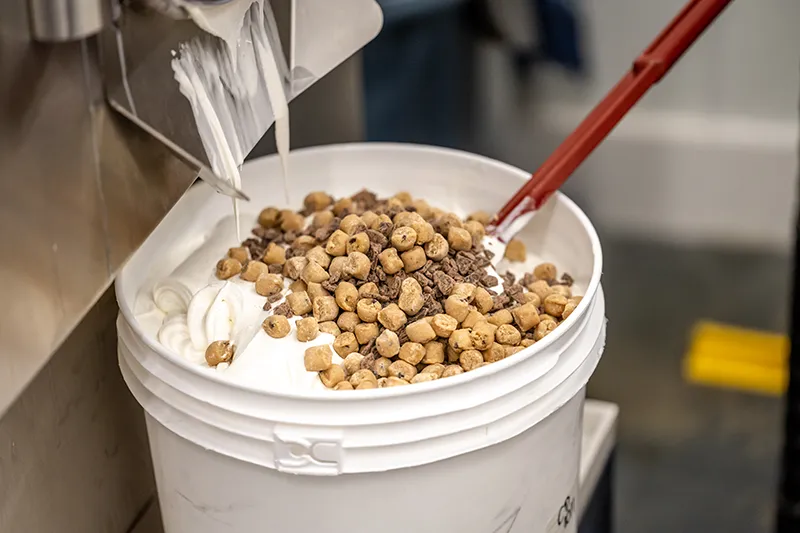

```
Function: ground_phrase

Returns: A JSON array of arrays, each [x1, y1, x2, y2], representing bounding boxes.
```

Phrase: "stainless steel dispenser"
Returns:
[[0, 0, 367, 531]]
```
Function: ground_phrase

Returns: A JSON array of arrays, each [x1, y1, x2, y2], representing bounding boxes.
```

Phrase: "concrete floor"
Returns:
[[587, 234, 788, 533]]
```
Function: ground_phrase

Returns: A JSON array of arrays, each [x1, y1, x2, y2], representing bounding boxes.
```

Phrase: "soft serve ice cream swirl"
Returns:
[[136, 215, 341, 392]]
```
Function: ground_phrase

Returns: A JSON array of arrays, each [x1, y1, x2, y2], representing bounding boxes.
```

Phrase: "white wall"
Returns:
[[476, 0, 799, 251]]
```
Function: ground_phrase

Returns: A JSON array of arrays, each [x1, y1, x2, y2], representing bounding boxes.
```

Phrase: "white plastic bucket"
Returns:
[[115, 143, 606, 533]]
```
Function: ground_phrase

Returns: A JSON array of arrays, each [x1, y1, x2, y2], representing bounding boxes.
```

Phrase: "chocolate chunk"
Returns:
[[321, 280, 338, 292], [367, 242, 383, 261], [274, 302, 293, 317], [366, 229, 388, 249], [474, 254, 491, 268], [385, 204, 402, 219], [433, 271, 455, 296], [482, 275, 499, 288], [360, 339, 376, 356], [412, 272, 430, 287], [253, 227, 282, 242], [560, 273, 575, 287], [492, 294, 511, 312], [425, 300, 443, 317], [285, 247, 304, 259], [351, 189, 378, 210], [377, 221, 394, 238], [507, 284, 526, 304], [521, 273, 536, 288], [267, 293, 284, 303], [360, 353, 376, 369], [441, 257, 459, 278], [243, 238, 265, 261], [314, 218, 341, 242], [501, 271, 516, 286], [484, 249, 495, 260], [262, 301, 272, 311], [268, 264, 283, 274], [397, 327, 409, 345], [465, 271, 484, 285], [382, 275, 402, 300]]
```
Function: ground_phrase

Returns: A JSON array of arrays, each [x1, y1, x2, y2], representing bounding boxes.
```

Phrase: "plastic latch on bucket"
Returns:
[[273, 426, 344, 475]]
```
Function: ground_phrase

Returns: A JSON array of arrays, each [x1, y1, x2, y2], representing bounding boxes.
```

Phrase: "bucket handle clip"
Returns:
[[273, 426, 344, 476]]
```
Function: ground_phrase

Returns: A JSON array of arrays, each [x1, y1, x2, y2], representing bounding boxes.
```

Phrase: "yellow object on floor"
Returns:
[[683, 321, 788, 396]]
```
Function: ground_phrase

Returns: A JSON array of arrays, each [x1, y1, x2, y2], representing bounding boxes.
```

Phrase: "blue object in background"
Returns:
[[375, 0, 466, 24], [363, 1, 470, 147], [362, 0, 583, 147], [515, 0, 583, 73]]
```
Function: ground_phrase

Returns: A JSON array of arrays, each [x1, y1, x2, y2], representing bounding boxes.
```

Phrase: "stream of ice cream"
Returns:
[[173, 0, 293, 241]]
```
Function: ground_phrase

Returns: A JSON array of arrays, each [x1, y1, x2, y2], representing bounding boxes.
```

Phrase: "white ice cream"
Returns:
[[135, 215, 342, 392]]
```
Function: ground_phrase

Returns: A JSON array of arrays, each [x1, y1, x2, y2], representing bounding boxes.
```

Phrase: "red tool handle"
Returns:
[[490, 0, 736, 236]]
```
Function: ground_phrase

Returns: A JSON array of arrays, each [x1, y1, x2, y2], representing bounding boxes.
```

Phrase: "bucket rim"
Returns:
[[115, 142, 603, 401]]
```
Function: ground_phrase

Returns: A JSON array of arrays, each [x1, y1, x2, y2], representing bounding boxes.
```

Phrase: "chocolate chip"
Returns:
[[492, 294, 511, 312], [367, 243, 383, 261], [253, 227, 282, 242], [377, 221, 394, 238], [412, 272, 430, 287], [397, 327, 409, 345], [507, 284, 526, 304], [351, 189, 378, 210], [366, 229, 388, 249], [360, 339, 376, 356], [382, 275, 402, 300], [433, 271, 455, 296], [441, 257, 459, 278], [274, 302, 293, 317], [263, 301, 272, 311], [360, 353, 376, 369], [267, 293, 284, 303], [521, 273, 536, 288], [560, 273, 574, 287], [474, 255, 491, 268], [285, 247, 304, 259], [465, 271, 484, 285], [314, 218, 341, 242], [426, 300, 443, 316], [502, 271, 516, 286], [385, 205, 402, 219], [482, 275, 499, 288]]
